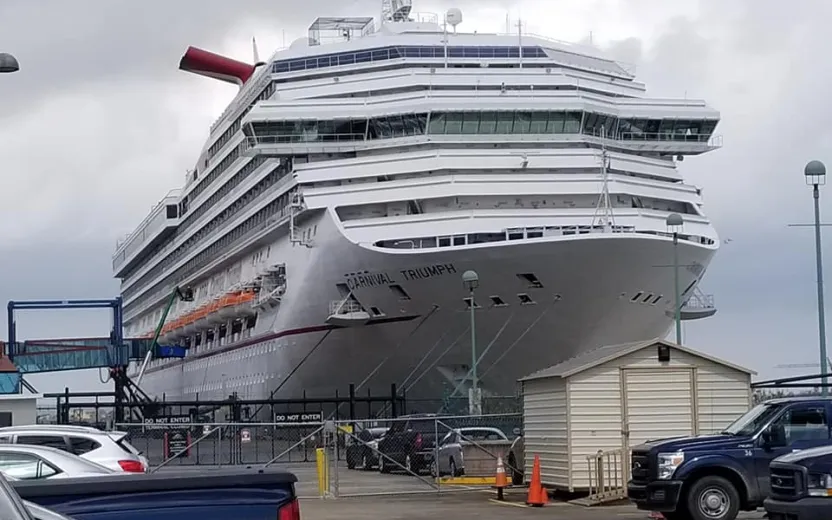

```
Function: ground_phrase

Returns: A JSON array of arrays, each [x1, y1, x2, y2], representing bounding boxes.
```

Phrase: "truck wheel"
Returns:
[[686, 475, 740, 520]]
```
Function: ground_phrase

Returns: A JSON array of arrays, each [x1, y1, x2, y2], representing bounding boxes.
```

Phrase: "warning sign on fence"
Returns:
[[273, 412, 322, 423], [241, 429, 251, 443]]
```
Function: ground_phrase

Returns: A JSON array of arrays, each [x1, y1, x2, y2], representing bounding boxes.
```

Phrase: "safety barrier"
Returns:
[[574, 448, 629, 505]]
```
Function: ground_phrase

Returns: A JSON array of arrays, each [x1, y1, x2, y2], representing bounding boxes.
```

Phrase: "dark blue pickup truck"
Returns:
[[627, 397, 832, 520], [8, 467, 299, 520], [764, 445, 832, 520]]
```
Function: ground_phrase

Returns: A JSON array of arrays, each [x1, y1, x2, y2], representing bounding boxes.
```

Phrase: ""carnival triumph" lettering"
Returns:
[[345, 263, 457, 290]]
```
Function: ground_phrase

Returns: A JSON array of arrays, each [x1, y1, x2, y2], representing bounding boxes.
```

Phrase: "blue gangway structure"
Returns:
[[2, 298, 187, 420]]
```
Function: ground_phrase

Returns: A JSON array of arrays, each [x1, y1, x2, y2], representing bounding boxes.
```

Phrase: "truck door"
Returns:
[[753, 403, 831, 497]]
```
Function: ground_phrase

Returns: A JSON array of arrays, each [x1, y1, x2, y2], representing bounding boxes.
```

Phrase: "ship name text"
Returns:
[[345, 263, 457, 290]]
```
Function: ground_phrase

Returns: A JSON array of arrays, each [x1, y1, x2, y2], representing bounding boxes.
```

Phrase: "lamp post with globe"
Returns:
[[805, 160, 828, 395], [462, 270, 482, 415], [666, 213, 684, 345], [0, 53, 19, 74]]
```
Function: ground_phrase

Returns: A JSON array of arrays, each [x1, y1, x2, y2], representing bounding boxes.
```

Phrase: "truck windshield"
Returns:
[[721, 402, 784, 436]]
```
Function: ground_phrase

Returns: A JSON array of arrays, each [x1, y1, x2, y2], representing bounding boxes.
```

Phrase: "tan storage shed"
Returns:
[[518, 339, 755, 493]]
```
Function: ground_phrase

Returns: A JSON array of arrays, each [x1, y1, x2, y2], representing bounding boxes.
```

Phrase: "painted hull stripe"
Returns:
[[142, 314, 420, 375]]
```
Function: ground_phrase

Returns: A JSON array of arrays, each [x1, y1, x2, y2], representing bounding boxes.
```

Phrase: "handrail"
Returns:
[[248, 129, 722, 147]]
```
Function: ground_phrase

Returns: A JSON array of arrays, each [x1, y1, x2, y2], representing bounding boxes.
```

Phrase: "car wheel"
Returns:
[[450, 459, 458, 477], [429, 459, 438, 477], [686, 475, 740, 520]]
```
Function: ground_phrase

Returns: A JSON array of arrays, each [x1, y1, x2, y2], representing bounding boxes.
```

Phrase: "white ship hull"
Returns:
[[137, 209, 716, 406]]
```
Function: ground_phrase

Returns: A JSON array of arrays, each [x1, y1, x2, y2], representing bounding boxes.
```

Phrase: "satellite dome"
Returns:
[[445, 8, 463, 28]]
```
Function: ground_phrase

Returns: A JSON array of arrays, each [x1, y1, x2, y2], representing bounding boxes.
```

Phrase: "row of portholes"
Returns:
[[629, 291, 663, 306], [182, 340, 282, 372], [184, 373, 273, 395]]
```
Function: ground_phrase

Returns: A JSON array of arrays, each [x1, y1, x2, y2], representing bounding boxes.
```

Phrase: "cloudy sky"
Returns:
[[0, 0, 829, 394]]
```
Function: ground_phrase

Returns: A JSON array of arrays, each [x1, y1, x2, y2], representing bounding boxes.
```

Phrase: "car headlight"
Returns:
[[808, 473, 832, 497], [657, 452, 685, 480]]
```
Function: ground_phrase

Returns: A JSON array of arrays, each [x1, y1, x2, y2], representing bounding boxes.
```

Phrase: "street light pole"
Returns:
[[666, 213, 684, 345], [0, 53, 20, 74], [805, 160, 828, 396], [462, 270, 481, 415]]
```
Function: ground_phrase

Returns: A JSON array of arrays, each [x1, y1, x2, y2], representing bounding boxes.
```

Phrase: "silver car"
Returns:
[[0, 444, 115, 480], [434, 427, 508, 477], [0, 425, 148, 473]]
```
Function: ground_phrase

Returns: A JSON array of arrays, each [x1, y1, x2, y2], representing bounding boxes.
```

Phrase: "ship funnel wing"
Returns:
[[178, 46, 256, 87]]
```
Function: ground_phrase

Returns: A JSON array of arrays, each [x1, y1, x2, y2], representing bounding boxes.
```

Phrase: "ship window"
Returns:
[[526, 228, 543, 238], [438, 236, 451, 247], [517, 293, 535, 305], [463, 297, 482, 309], [495, 112, 514, 133], [547, 112, 566, 133], [479, 112, 497, 133], [508, 229, 524, 240], [389, 284, 411, 301], [444, 112, 463, 133], [513, 112, 532, 134], [490, 296, 508, 307], [461, 112, 479, 134], [529, 112, 548, 133], [428, 113, 446, 134], [564, 111, 583, 133], [452, 235, 466, 246]]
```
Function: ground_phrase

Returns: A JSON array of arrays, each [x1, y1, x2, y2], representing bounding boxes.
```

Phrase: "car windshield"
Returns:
[[721, 402, 784, 436]]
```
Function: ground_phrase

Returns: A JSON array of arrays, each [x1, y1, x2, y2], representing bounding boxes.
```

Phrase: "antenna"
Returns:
[[515, 19, 523, 68], [381, 0, 413, 25], [591, 127, 616, 232]]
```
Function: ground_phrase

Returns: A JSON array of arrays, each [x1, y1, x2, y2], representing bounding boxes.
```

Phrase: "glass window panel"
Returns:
[[604, 115, 617, 136], [404, 47, 420, 57], [582, 112, 599, 134], [288, 60, 305, 71], [377, 118, 392, 138], [461, 112, 480, 134], [428, 113, 446, 134], [444, 112, 464, 133], [419, 47, 434, 58], [529, 112, 548, 133], [339, 53, 355, 65], [389, 47, 402, 59], [644, 119, 661, 135], [563, 112, 582, 133], [547, 112, 565, 133], [508, 47, 520, 58], [495, 112, 514, 133], [273, 62, 289, 73], [479, 112, 498, 133], [412, 113, 427, 134], [371, 49, 388, 61], [305, 59, 317, 69], [448, 47, 464, 58], [355, 52, 371, 63], [317, 56, 330, 68], [513, 112, 532, 134], [387, 115, 406, 137], [463, 47, 480, 58], [495, 47, 509, 58]]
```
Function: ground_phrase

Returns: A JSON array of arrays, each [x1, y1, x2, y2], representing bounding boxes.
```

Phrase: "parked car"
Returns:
[[764, 444, 832, 519], [8, 466, 301, 520], [0, 425, 148, 473], [434, 427, 509, 477], [346, 427, 387, 470], [627, 397, 832, 520], [377, 414, 446, 475], [0, 445, 115, 480]]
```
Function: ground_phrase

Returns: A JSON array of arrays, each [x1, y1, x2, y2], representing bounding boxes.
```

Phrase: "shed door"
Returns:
[[622, 368, 695, 447]]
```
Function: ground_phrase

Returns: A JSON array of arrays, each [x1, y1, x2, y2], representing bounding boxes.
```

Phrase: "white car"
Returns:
[[0, 425, 148, 473], [0, 445, 115, 480]]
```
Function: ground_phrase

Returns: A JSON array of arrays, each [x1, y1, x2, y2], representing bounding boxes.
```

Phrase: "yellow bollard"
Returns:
[[316, 447, 328, 496]]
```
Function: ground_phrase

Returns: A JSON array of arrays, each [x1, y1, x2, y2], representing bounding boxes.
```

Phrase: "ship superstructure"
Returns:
[[113, 0, 722, 406]]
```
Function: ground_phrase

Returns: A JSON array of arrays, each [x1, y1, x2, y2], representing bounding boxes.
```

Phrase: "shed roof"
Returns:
[[519, 338, 756, 382]]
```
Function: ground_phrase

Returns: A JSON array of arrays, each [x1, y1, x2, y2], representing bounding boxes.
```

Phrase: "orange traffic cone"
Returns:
[[493, 455, 508, 500], [525, 454, 548, 507]]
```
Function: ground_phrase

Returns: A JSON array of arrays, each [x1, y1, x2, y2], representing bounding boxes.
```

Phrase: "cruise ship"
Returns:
[[114, 0, 722, 409]]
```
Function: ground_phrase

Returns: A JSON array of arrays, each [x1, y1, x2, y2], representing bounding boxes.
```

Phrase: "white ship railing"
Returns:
[[114, 189, 182, 252]]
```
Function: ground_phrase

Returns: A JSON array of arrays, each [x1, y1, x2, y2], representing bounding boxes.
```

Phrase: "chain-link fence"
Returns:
[[116, 412, 524, 499]]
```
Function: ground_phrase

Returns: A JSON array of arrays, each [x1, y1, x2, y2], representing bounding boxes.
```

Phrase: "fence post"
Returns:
[[390, 383, 397, 417], [348, 383, 356, 426]]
